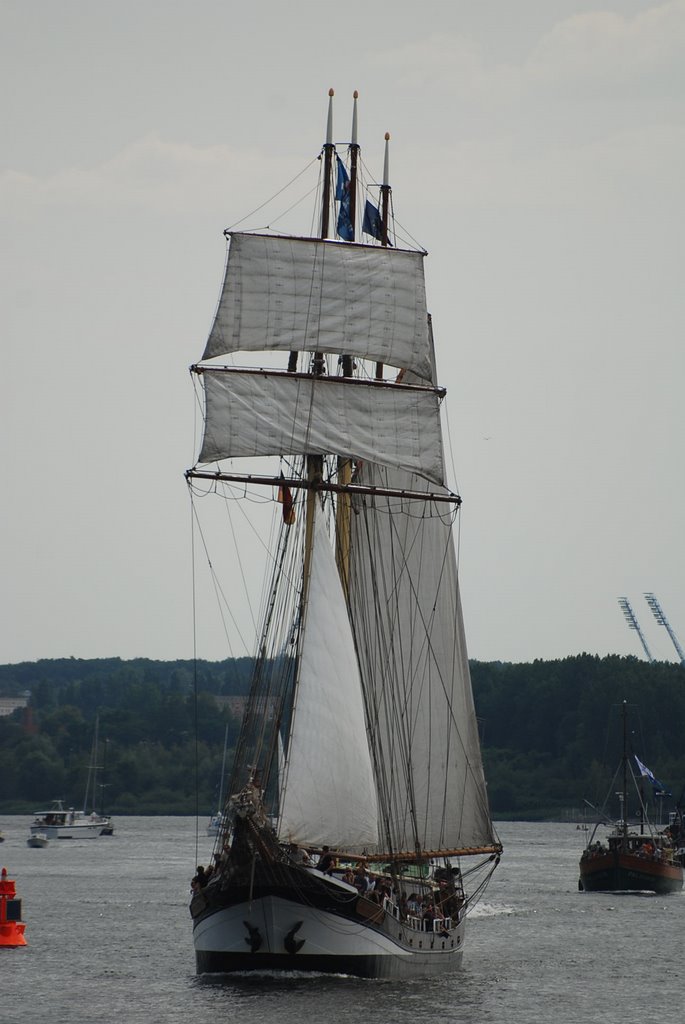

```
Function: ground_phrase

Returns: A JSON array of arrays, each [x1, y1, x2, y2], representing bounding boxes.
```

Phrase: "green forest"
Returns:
[[1, 654, 684, 820]]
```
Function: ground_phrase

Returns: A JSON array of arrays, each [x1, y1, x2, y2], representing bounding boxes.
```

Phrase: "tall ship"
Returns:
[[579, 701, 684, 895], [187, 92, 502, 978]]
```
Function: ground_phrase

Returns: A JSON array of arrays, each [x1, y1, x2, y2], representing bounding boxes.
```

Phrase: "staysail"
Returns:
[[278, 506, 379, 850]]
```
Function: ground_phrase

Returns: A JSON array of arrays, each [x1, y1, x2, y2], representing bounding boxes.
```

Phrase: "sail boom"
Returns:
[[191, 364, 445, 399], [186, 469, 461, 505], [362, 846, 503, 863], [222, 229, 427, 256]]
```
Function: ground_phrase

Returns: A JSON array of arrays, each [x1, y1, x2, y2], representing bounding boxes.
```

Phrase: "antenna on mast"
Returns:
[[618, 597, 654, 662], [644, 593, 685, 666]]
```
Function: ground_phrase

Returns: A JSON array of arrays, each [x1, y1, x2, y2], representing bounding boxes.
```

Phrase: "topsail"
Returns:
[[203, 232, 433, 380]]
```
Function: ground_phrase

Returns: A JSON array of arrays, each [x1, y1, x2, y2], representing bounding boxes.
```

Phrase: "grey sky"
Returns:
[[2, 0, 683, 665]]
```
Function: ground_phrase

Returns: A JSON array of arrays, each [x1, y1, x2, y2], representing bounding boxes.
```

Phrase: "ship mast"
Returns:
[[336, 91, 359, 595], [340, 92, 359, 380], [303, 90, 335, 596], [375, 132, 391, 381], [287, 89, 335, 376], [621, 700, 629, 841]]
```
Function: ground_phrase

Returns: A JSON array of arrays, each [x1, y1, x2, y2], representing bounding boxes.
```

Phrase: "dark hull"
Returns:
[[579, 851, 683, 894], [196, 948, 395, 978], [191, 862, 465, 979]]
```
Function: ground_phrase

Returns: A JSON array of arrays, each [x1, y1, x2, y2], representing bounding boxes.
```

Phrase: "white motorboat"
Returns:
[[29, 801, 107, 840], [27, 833, 49, 848]]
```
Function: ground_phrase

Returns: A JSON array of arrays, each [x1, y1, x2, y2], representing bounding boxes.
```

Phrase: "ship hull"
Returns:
[[579, 851, 683, 894], [192, 866, 466, 980], [194, 894, 464, 978], [29, 822, 104, 839]]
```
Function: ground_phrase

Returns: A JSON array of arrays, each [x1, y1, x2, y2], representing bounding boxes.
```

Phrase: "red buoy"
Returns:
[[0, 867, 27, 947]]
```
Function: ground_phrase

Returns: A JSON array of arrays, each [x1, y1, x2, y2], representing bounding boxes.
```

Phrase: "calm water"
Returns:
[[0, 817, 681, 1023]]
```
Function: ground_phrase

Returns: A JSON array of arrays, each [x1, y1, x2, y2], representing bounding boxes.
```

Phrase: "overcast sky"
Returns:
[[2, 0, 684, 666]]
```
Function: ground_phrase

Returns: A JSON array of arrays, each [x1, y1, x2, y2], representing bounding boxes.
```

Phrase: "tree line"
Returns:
[[1, 654, 683, 819]]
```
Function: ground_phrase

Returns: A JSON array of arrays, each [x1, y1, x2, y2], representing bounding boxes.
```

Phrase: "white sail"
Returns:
[[203, 233, 433, 380], [348, 464, 496, 853], [198, 368, 445, 486], [278, 506, 379, 850]]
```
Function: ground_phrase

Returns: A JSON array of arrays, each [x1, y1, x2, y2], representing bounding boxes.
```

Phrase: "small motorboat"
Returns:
[[26, 834, 49, 849]]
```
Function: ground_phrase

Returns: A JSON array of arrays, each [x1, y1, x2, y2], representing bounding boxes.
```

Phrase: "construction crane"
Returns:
[[644, 593, 685, 666], [618, 597, 654, 662]]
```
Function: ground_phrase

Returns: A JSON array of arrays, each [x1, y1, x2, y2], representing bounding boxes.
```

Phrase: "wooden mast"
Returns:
[[621, 700, 629, 842], [302, 90, 335, 595], [287, 89, 335, 375], [340, 91, 358, 379], [375, 132, 391, 381], [311, 89, 334, 376], [336, 91, 359, 596]]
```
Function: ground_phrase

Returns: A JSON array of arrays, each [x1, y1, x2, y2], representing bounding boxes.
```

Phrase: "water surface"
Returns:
[[1, 817, 679, 1023]]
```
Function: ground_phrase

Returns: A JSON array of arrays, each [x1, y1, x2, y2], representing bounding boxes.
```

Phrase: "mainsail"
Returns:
[[348, 465, 496, 855]]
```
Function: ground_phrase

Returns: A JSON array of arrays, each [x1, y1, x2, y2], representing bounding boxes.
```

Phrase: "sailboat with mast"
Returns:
[[28, 716, 114, 840], [579, 701, 683, 894], [187, 92, 502, 978]]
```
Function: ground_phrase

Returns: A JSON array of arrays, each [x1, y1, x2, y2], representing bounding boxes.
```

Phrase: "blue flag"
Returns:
[[362, 199, 383, 242], [634, 755, 671, 796], [335, 156, 354, 242]]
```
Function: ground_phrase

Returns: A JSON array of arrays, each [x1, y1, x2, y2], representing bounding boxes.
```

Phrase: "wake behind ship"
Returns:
[[187, 91, 502, 978]]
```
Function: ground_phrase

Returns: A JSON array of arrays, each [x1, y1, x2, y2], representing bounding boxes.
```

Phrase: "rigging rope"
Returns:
[[225, 157, 319, 233]]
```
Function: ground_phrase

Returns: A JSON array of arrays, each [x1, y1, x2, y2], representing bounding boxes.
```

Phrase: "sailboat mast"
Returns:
[[349, 92, 359, 231], [622, 701, 628, 839], [336, 91, 359, 595], [312, 89, 335, 377], [100, 737, 108, 816], [375, 132, 391, 381], [302, 91, 334, 589], [288, 89, 335, 375], [320, 89, 335, 239], [83, 715, 100, 814], [340, 91, 359, 380]]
